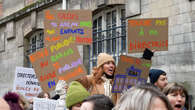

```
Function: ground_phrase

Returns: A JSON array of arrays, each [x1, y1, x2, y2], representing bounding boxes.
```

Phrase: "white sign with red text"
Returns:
[[13, 67, 42, 99]]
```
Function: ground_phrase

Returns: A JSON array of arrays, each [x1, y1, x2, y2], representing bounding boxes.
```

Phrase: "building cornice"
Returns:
[[0, 0, 62, 25]]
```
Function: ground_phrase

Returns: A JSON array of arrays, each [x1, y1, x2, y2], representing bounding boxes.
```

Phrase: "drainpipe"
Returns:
[[62, 0, 67, 10]]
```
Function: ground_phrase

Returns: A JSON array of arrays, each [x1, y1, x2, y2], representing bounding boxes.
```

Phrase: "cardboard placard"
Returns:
[[44, 10, 92, 46], [29, 39, 87, 92], [112, 55, 151, 93], [128, 18, 168, 53], [33, 98, 58, 110], [13, 67, 42, 99]]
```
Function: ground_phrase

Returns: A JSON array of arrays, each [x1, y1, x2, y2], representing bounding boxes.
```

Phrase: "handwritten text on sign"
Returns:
[[29, 38, 87, 92], [44, 10, 92, 46], [13, 67, 42, 99], [112, 55, 151, 93], [128, 18, 168, 53]]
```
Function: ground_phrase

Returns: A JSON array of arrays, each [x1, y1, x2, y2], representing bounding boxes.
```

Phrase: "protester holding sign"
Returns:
[[77, 48, 154, 104], [115, 83, 173, 110], [163, 82, 189, 110], [77, 53, 118, 103]]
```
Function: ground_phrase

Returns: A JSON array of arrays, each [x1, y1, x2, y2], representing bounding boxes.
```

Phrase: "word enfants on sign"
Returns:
[[44, 10, 92, 46]]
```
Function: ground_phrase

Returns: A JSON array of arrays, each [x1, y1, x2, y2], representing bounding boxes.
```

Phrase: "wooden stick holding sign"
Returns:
[[112, 55, 151, 93]]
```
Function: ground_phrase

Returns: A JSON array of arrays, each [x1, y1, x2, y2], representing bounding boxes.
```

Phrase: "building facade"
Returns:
[[0, 0, 195, 108]]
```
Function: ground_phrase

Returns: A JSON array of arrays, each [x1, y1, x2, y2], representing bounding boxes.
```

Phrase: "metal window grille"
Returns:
[[26, 30, 44, 67], [90, 8, 126, 72]]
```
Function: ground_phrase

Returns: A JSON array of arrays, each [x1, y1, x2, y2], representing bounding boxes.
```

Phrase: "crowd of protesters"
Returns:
[[0, 48, 193, 110]]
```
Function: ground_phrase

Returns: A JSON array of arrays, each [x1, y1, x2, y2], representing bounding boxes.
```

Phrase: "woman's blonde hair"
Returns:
[[115, 83, 172, 110]]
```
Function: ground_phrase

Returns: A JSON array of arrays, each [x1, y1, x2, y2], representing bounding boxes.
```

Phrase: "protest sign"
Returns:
[[33, 97, 58, 110], [29, 39, 87, 92], [128, 18, 168, 53], [13, 67, 42, 99], [44, 10, 92, 46], [112, 55, 151, 93]]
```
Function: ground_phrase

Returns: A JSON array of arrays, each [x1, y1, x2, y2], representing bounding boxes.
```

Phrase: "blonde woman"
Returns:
[[115, 83, 173, 110]]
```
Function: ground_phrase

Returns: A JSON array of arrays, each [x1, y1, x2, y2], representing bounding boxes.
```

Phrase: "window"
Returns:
[[25, 30, 44, 67], [89, 5, 126, 72]]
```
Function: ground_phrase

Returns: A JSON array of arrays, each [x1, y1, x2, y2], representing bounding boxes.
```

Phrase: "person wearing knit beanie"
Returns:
[[149, 69, 168, 90], [66, 81, 90, 110]]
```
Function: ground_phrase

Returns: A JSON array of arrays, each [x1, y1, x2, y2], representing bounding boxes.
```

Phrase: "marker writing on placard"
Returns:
[[40, 61, 48, 68], [139, 27, 144, 36], [58, 66, 84, 81], [40, 71, 56, 82], [45, 36, 61, 42], [17, 73, 37, 79], [26, 81, 40, 86], [57, 12, 79, 20], [53, 62, 60, 70], [45, 11, 54, 20], [50, 36, 75, 53], [129, 40, 168, 51], [51, 22, 58, 27], [48, 80, 55, 88], [155, 19, 167, 26], [112, 75, 126, 93], [59, 22, 78, 28], [60, 28, 84, 35], [129, 19, 152, 26], [142, 63, 151, 68], [51, 48, 74, 62], [76, 37, 92, 43], [80, 21, 92, 27], [149, 29, 158, 36], [47, 29, 55, 34], [16, 86, 31, 91], [29, 48, 48, 63], [25, 93, 38, 97], [126, 65, 142, 77], [58, 58, 82, 74]]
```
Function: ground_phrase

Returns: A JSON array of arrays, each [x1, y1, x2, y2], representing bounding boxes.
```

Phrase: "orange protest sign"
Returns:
[[29, 39, 87, 92]]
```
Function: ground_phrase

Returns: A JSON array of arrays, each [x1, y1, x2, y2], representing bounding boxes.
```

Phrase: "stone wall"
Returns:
[[139, 0, 195, 107], [0, 0, 62, 97]]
